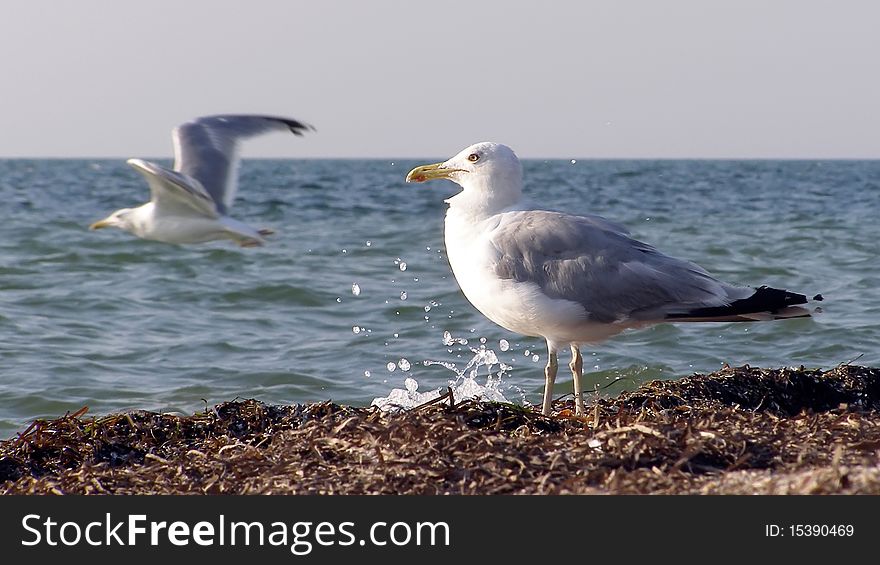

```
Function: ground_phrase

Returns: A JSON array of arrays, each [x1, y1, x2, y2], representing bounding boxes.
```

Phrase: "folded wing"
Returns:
[[487, 210, 793, 324]]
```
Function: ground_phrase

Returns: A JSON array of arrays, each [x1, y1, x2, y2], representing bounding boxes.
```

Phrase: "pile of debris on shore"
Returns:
[[2, 364, 879, 494]]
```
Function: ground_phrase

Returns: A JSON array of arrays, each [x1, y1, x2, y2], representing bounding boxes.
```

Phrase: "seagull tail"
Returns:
[[664, 285, 824, 322]]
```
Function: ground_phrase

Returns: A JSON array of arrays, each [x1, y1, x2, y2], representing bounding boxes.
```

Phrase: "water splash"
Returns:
[[351, 283, 361, 296], [371, 337, 513, 412], [370, 376, 442, 412], [442, 330, 468, 346]]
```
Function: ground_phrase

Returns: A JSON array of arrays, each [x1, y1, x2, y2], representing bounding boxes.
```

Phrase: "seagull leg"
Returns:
[[569, 344, 585, 416], [542, 352, 558, 416]]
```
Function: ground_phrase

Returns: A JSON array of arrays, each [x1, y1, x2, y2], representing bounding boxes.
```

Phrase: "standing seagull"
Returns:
[[89, 114, 314, 247], [406, 142, 822, 417]]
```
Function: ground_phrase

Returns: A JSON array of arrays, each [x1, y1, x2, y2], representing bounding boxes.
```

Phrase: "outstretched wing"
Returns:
[[171, 114, 314, 214], [127, 158, 219, 218]]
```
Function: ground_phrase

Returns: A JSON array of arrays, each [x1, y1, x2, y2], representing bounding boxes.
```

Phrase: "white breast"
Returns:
[[444, 211, 628, 346]]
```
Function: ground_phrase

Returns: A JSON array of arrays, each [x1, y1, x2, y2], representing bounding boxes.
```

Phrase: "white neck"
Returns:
[[444, 176, 523, 221], [126, 203, 155, 237]]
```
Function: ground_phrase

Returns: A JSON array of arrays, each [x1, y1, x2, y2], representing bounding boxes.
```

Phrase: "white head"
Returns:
[[89, 207, 142, 235], [406, 142, 524, 215]]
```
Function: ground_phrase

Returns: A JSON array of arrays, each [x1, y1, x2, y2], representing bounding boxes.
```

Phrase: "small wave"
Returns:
[[218, 284, 328, 306]]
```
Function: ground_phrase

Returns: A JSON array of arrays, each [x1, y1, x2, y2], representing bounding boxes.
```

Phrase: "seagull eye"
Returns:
[[467, 153, 480, 162]]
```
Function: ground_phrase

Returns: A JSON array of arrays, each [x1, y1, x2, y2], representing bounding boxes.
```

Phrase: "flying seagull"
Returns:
[[89, 114, 314, 247], [406, 142, 822, 417]]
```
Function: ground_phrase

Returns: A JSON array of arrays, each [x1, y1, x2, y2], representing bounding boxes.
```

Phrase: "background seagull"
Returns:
[[90, 114, 314, 247], [407, 142, 823, 417]]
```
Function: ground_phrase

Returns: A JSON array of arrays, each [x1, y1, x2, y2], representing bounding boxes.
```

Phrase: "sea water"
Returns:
[[1, 158, 877, 437]]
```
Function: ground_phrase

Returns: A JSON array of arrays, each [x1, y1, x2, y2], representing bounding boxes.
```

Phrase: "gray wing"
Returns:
[[171, 114, 314, 214], [489, 210, 746, 323], [127, 158, 218, 218]]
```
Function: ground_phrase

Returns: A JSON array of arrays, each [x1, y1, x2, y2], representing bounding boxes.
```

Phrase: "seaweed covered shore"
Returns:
[[2, 365, 879, 495]]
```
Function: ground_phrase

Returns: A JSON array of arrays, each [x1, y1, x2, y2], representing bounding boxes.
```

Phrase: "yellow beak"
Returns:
[[89, 219, 111, 230], [405, 162, 463, 183]]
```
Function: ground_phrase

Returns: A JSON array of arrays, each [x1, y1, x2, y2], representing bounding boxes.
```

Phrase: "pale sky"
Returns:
[[2, 0, 879, 158]]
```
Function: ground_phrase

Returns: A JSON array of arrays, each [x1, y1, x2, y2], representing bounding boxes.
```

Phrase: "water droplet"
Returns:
[[479, 337, 487, 344], [426, 246, 431, 251], [442, 331, 454, 346], [404, 377, 418, 392], [364, 370, 371, 377], [400, 291, 407, 300], [532, 354, 540, 362], [387, 362, 397, 372], [413, 277, 419, 282], [335, 297, 342, 303], [424, 305, 431, 312], [342, 249, 347, 254], [499, 339, 510, 351], [365, 240, 372, 247], [352, 326, 361, 334], [393, 333, 399, 338], [351, 283, 361, 296], [524, 349, 531, 356], [399, 261, 407, 271], [570, 159, 577, 164], [399, 358, 411, 371]]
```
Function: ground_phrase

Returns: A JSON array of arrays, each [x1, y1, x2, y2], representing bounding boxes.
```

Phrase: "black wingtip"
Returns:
[[281, 119, 316, 136], [812, 294, 824, 301], [666, 285, 811, 321]]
